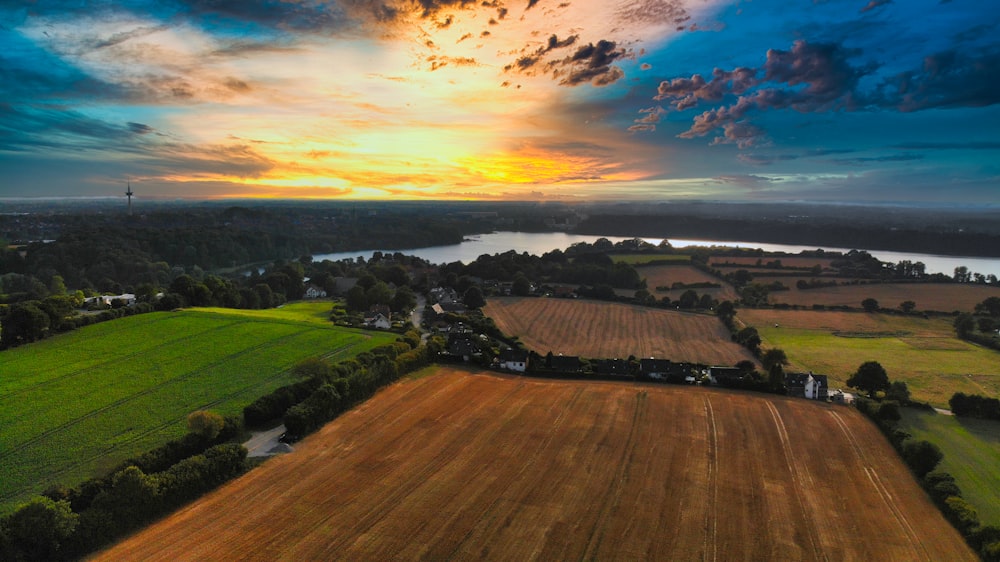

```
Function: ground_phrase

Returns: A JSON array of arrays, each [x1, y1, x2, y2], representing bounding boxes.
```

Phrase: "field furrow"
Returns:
[[94, 368, 977, 562]]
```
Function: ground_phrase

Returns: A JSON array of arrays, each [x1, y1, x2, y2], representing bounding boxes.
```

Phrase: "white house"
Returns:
[[303, 284, 327, 299], [498, 348, 529, 372]]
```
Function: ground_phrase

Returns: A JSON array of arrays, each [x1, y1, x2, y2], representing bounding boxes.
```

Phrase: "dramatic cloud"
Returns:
[[877, 49, 1000, 111], [551, 40, 629, 86]]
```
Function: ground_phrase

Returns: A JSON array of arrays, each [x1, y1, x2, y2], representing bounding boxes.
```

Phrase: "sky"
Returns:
[[1, 0, 998, 203]]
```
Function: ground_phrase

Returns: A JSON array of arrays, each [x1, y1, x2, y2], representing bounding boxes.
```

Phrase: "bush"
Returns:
[[901, 439, 943, 478]]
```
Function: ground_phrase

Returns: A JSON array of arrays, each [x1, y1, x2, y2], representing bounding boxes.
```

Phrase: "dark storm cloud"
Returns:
[[876, 49, 1000, 111], [127, 122, 155, 134], [643, 40, 876, 146], [504, 34, 577, 72], [550, 40, 628, 86], [0, 103, 147, 152]]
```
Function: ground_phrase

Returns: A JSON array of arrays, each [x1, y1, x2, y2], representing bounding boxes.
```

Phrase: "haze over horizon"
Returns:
[[1, 0, 998, 203]]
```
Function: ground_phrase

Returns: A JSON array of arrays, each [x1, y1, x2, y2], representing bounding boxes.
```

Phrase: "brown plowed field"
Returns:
[[94, 368, 975, 562], [482, 297, 755, 364], [765, 282, 999, 312]]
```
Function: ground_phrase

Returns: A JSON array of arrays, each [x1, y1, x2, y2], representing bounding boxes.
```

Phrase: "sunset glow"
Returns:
[[1, 1, 998, 203]]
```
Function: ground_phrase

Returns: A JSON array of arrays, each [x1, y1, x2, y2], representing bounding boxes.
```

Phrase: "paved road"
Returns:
[[243, 424, 292, 458]]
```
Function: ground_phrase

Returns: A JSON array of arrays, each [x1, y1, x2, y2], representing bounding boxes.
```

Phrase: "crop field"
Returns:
[[483, 297, 755, 365], [96, 367, 974, 562], [763, 282, 999, 312], [738, 309, 1000, 406], [638, 264, 739, 302], [710, 255, 836, 270], [900, 408, 1000, 526], [0, 303, 394, 514], [610, 253, 691, 265]]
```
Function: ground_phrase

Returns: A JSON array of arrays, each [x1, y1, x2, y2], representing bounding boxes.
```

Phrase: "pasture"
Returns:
[[483, 297, 755, 365], [738, 309, 1000, 406], [95, 368, 975, 561], [0, 303, 394, 514], [900, 408, 1000, 526], [609, 253, 691, 265]]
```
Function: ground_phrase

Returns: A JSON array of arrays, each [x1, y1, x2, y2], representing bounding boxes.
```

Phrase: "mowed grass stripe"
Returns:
[[0, 304, 395, 513], [0, 320, 292, 444], [1, 331, 379, 504], [0, 313, 249, 393]]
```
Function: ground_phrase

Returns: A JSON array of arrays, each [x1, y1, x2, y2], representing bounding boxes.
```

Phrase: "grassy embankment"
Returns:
[[900, 408, 1000, 526], [0, 302, 395, 514], [739, 309, 1000, 407]]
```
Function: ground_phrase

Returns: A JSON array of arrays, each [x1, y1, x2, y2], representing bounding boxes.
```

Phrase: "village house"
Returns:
[[639, 358, 673, 381], [549, 354, 582, 373], [594, 358, 632, 379], [498, 348, 529, 372], [786, 372, 829, 400], [84, 293, 137, 308], [303, 284, 327, 299], [708, 366, 744, 387]]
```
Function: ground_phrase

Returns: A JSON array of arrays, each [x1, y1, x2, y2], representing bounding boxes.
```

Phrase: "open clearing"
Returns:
[[765, 282, 999, 312], [483, 297, 755, 365], [96, 367, 974, 562], [900, 408, 1000, 526], [738, 309, 1000, 406], [0, 302, 394, 514]]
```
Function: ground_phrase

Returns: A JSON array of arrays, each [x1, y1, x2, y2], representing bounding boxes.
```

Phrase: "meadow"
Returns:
[[738, 309, 1000, 406], [609, 253, 691, 265], [483, 297, 755, 365], [637, 264, 740, 302], [95, 368, 974, 561], [900, 408, 1000, 526], [0, 302, 395, 514]]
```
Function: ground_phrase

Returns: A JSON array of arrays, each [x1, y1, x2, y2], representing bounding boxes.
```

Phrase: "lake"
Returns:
[[310, 231, 1000, 278]]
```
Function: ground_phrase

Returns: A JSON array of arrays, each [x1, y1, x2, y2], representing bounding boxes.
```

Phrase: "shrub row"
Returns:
[[0, 430, 247, 562], [949, 392, 1000, 421]]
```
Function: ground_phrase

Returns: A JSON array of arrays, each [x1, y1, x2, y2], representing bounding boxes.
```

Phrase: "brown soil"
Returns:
[[483, 297, 755, 365], [765, 282, 999, 312], [93, 368, 976, 562]]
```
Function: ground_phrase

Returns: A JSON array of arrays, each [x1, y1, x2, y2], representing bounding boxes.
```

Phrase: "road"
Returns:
[[243, 424, 292, 458]]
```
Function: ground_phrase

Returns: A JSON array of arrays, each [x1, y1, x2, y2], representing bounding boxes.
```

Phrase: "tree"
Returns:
[[885, 381, 911, 405], [1, 302, 50, 347], [716, 300, 735, 320], [954, 313, 975, 338], [899, 300, 916, 313], [978, 317, 997, 333], [767, 363, 785, 393], [462, 286, 486, 309], [512, 274, 531, 297], [861, 298, 879, 312], [1, 497, 78, 561], [901, 439, 943, 478], [976, 296, 1000, 317], [391, 285, 416, 312], [345, 285, 368, 312], [847, 361, 890, 397], [187, 411, 225, 440], [678, 289, 699, 309], [760, 348, 789, 372], [735, 326, 761, 354]]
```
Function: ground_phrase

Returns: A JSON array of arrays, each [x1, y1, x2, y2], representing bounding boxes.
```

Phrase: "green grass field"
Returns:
[[900, 408, 1000, 526], [739, 309, 1000, 407], [0, 302, 395, 514], [609, 253, 692, 265]]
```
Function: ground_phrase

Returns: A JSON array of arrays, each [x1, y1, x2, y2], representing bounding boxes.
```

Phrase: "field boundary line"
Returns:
[[828, 410, 930, 561], [703, 397, 718, 562], [765, 401, 826, 562]]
